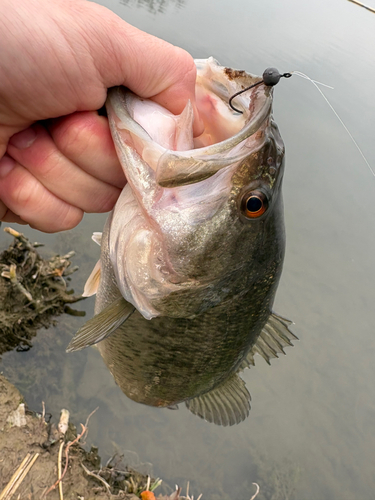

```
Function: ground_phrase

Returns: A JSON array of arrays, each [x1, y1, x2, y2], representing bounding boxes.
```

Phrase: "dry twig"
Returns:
[[81, 463, 112, 496], [41, 402, 46, 425], [249, 483, 260, 500], [45, 408, 98, 497], [0, 452, 39, 500], [58, 441, 64, 500]]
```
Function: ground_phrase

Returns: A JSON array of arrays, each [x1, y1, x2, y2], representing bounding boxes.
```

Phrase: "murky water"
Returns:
[[1, 0, 375, 498]]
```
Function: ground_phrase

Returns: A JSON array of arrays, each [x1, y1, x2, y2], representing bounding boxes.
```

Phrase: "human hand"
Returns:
[[0, 0, 203, 232]]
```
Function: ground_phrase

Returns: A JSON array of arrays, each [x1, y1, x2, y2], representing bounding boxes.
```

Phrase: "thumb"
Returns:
[[78, 3, 204, 136]]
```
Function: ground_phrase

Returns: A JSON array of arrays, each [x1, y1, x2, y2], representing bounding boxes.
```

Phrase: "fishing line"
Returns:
[[291, 70, 375, 178], [228, 67, 375, 178]]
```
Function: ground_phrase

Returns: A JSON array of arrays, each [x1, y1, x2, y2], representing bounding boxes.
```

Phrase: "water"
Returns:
[[1, 0, 375, 498]]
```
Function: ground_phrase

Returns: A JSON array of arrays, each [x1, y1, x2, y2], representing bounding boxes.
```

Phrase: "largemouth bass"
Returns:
[[67, 58, 296, 426]]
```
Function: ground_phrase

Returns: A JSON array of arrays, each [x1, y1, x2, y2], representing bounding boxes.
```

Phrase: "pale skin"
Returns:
[[0, 0, 203, 232]]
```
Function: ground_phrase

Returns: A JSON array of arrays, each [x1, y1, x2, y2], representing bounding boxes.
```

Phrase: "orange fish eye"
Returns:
[[241, 190, 268, 219]]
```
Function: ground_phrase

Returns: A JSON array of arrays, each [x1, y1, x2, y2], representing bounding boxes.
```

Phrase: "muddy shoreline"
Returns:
[[0, 373, 115, 499], [0, 374, 185, 500]]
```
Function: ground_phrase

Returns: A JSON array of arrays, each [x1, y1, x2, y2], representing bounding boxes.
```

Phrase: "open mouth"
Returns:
[[106, 58, 273, 188]]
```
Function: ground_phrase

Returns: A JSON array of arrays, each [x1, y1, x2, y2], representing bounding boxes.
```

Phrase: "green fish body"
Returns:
[[68, 58, 296, 425]]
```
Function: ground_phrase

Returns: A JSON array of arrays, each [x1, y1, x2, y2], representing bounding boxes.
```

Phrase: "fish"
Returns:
[[67, 57, 297, 426]]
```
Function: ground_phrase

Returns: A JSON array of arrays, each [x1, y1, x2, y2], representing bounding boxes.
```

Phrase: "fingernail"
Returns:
[[0, 155, 15, 178], [9, 127, 37, 149]]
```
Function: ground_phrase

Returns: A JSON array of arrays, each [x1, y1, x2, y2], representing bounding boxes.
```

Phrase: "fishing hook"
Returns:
[[228, 68, 292, 114]]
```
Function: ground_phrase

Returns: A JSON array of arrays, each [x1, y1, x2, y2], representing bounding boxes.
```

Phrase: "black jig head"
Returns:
[[228, 68, 292, 114]]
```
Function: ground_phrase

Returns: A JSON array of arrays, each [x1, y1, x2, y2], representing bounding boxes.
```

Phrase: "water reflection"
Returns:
[[120, 0, 185, 14]]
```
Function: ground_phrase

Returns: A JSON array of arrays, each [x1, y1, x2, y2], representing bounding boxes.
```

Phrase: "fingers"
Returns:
[[7, 122, 121, 213], [1, 112, 125, 233], [48, 112, 125, 188], [0, 154, 83, 232]]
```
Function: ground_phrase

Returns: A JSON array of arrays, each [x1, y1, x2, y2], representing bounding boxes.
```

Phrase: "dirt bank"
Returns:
[[0, 374, 189, 500]]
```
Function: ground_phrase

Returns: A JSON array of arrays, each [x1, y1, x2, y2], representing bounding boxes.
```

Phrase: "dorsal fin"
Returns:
[[82, 260, 101, 297], [185, 373, 251, 426], [239, 312, 297, 370]]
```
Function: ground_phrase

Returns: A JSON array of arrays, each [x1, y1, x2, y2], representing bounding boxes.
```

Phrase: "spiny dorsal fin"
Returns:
[[92, 232, 102, 246], [82, 260, 101, 297], [66, 297, 134, 353], [239, 312, 297, 370], [185, 373, 251, 426]]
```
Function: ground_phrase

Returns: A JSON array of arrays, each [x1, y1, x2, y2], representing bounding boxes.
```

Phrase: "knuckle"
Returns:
[[55, 206, 84, 232], [52, 113, 96, 161], [170, 47, 196, 84], [85, 187, 119, 213], [11, 174, 38, 207]]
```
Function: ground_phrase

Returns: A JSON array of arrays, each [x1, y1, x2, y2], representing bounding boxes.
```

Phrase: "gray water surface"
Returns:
[[1, 0, 375, 498]]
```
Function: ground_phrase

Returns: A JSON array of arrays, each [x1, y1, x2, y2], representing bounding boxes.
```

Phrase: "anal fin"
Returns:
[[66, 297, 135, 353], [185, 373, 251, 426], [239, 312, 298, 370]]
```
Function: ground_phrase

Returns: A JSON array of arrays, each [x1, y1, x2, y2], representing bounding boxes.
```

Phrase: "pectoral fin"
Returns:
[[239, 312, 297, 370], [92, 232, 102, 246], [185, 374, 251, 426], [82, 260, 101, 297], [66, 297, 135, 353]]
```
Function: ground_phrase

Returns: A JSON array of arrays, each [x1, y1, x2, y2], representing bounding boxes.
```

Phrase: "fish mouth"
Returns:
[[106, 57, 274, 189], [156, 59, 274, 187]]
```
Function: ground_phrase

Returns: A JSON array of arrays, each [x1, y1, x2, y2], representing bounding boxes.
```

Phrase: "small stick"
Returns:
[[58, 441, 64, 500], [45, 408, 99, 496], [41, 402, 46, 424], [0, 453, 39, 500], [0, 454, 31, 500], [347, 0, 375, 13], [45, 426, 86, 496], [8, 264, 34, 302], [249, 483, 260, 500], [81, 463, 112, 495], [3, 227, 33, 250]]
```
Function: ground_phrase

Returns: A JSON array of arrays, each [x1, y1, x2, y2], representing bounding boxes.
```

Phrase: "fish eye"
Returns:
[[241, 190, 268, 219]]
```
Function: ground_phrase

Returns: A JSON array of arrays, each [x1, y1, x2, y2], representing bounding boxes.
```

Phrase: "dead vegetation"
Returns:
[[0, 227, 84, 355]]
